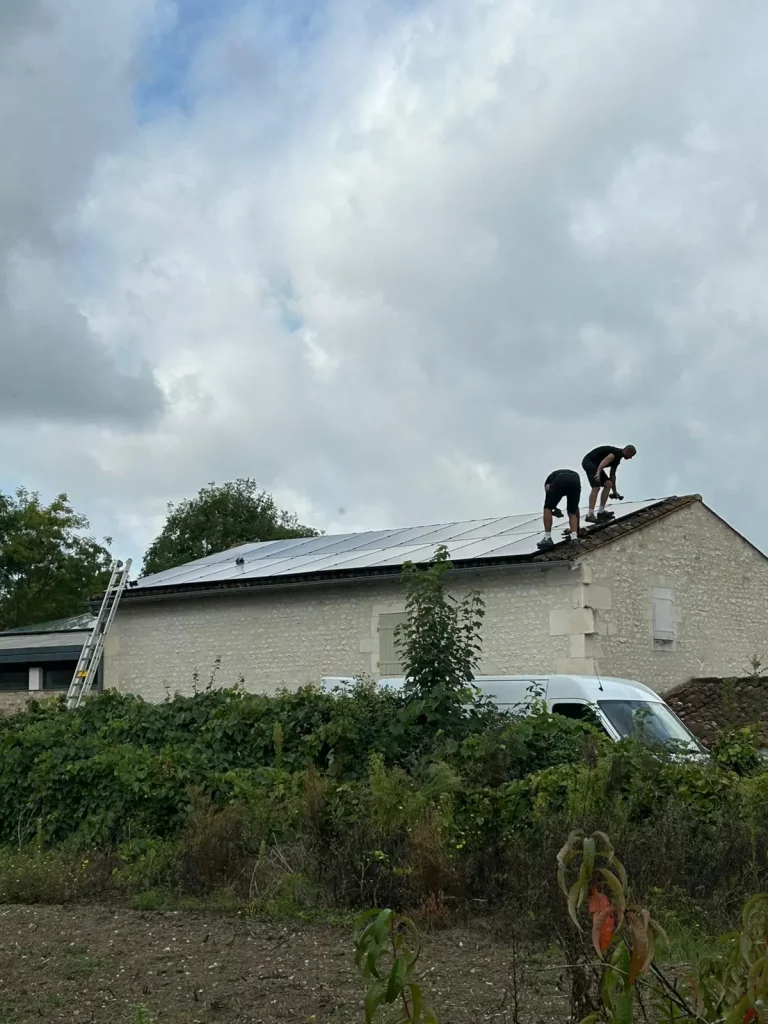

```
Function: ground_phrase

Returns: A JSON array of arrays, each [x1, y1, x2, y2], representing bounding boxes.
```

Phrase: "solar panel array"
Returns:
[[133, 499, 660, 591]]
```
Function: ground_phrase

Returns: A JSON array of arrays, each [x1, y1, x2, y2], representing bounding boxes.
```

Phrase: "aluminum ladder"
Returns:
[[66, 558, 132, 710]]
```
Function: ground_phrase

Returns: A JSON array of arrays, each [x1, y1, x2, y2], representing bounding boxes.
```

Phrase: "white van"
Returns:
[[320, 674, 706, 755]]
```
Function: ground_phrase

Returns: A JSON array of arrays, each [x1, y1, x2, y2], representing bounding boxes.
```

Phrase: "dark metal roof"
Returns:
[[0, 613, 95, 637], [122, 496, 702, 603]]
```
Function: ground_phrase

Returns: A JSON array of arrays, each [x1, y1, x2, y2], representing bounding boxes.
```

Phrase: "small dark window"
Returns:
[[0, 668, 28, 692], [44, 662, 77, 691], [44, 669, 72, 691], [552, 702, 591, 721], [552, 702, 606, 734]]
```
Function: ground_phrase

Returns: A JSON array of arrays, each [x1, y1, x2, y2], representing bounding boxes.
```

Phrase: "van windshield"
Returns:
[[598, 700, 705, 753]]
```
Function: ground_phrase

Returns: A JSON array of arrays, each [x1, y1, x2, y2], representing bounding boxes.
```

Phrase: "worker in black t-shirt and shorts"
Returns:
[[582, 444, 636, 523], [537, 469, 582, 551]]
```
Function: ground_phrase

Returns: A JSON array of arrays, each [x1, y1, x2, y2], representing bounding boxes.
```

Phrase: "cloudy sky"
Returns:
[[2, 0, 767, 562]]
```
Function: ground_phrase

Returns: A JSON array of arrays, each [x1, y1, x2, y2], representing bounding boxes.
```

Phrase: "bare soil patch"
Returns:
[[0, 904, 569, 1023]]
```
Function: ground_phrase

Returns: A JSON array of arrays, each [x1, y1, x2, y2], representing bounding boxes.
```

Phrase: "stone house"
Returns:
[[104, 495, 768, 701]]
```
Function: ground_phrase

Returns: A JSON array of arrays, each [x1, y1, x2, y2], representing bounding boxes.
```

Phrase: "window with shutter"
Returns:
[[378, 612, 408, 676], [652, 588, 676, 648]]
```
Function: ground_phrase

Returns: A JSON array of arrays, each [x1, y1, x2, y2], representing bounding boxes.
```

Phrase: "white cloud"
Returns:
[[3, 0, 768, 561]]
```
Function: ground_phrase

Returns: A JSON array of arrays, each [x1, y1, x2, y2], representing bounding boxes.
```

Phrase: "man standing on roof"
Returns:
[[582, 444, 637, 523], [537, 469, 582, 551]]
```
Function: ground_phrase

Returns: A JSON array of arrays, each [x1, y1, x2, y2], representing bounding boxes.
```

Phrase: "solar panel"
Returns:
[[134, 499, 664, 590]]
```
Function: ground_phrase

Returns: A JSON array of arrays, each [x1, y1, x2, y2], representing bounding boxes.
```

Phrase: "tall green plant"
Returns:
[[354, 909, 437, 1023], [395, 547, 485, 731]]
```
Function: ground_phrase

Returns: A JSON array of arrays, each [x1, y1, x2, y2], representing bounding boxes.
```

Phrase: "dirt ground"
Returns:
[[0, 904, 570, 1023]]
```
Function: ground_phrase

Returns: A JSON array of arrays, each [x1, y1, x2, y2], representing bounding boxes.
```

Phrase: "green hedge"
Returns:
[[1, 687, 766, 926]]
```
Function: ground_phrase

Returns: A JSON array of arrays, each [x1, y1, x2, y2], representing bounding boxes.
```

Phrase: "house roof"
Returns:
[[667, 677, 768, 746], [122, 494, 703, 602], [0, 613, 96, 637]]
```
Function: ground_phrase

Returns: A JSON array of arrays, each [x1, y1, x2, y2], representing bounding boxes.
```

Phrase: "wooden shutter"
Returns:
[[652, 588, 676, 641], [378, 612, 408, 676]]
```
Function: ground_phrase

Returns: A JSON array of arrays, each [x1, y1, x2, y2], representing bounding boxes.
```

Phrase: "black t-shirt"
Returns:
[[585, 446, 624, 469], [545, 469, 578, 487]]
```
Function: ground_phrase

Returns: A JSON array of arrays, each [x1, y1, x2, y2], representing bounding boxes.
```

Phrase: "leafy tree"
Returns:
[[396, 546, 485, 695], [0, 487, 112, 630], [394, 546, 486, 735], [141, 479, 319, 576]]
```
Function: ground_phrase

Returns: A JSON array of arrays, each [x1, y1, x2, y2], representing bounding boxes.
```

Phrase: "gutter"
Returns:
[[0, 628, 92, 638], [115, 557, 576, 607]]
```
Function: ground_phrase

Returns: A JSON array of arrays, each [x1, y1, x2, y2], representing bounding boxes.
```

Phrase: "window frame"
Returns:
[[652, 587, 676, 649]]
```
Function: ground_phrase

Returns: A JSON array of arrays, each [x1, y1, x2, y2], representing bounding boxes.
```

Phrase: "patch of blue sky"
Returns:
[[134, 0, 245, 118], [133, 0, 433, 122], [133, 0, 333, 121], [268, 276, 305, 335]]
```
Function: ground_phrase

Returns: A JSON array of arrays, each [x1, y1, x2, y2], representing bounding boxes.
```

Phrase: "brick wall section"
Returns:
[[666, 677, 768, 746], [106, 564, 582, 700], [578, 500, 768, 694]]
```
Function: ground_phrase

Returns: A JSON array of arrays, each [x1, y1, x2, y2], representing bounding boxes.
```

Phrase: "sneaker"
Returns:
[[537, 536, 555, 551], [585, 512, 597, 523], [597, 509, 614, 521]]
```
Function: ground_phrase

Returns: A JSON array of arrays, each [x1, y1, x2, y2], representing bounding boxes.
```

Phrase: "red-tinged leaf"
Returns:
[[600, 912, 616, 953], [589, 888, 611, 915], [591, 908, 616, 955], [598, 868, 627, 926], [628, 909, 652, 984], [726, 996, 753, 1024], [743, 1009, 757, 1023]]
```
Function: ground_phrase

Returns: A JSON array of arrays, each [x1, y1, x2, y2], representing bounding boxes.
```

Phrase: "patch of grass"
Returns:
[[247, 904, 357, 927], [34, 994, 63, 1013], [130, 885, 242, 914], [647, 885, 721, 966], [60, 944, 104, 981], [129, 885, 356, 927], [0, 997, 22, 1022], [0, 846, 110, 905]]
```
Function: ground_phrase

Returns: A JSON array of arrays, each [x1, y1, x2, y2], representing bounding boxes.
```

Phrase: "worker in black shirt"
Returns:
[[537, 469, 582, 551], [582, 444, 636, 522]]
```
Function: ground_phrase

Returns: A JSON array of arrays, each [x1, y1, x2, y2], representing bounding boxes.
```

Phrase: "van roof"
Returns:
[[350, 674, 664, 703], [467, 675, 662, 703]]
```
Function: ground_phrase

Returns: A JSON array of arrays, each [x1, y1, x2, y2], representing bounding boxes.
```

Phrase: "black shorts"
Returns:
[[544, 470, 581, 516], [582, 458, 609, 487]]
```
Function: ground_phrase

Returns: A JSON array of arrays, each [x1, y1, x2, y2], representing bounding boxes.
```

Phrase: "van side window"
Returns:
[[551, 702, 590, 721], [551, 702, 605, 734]]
